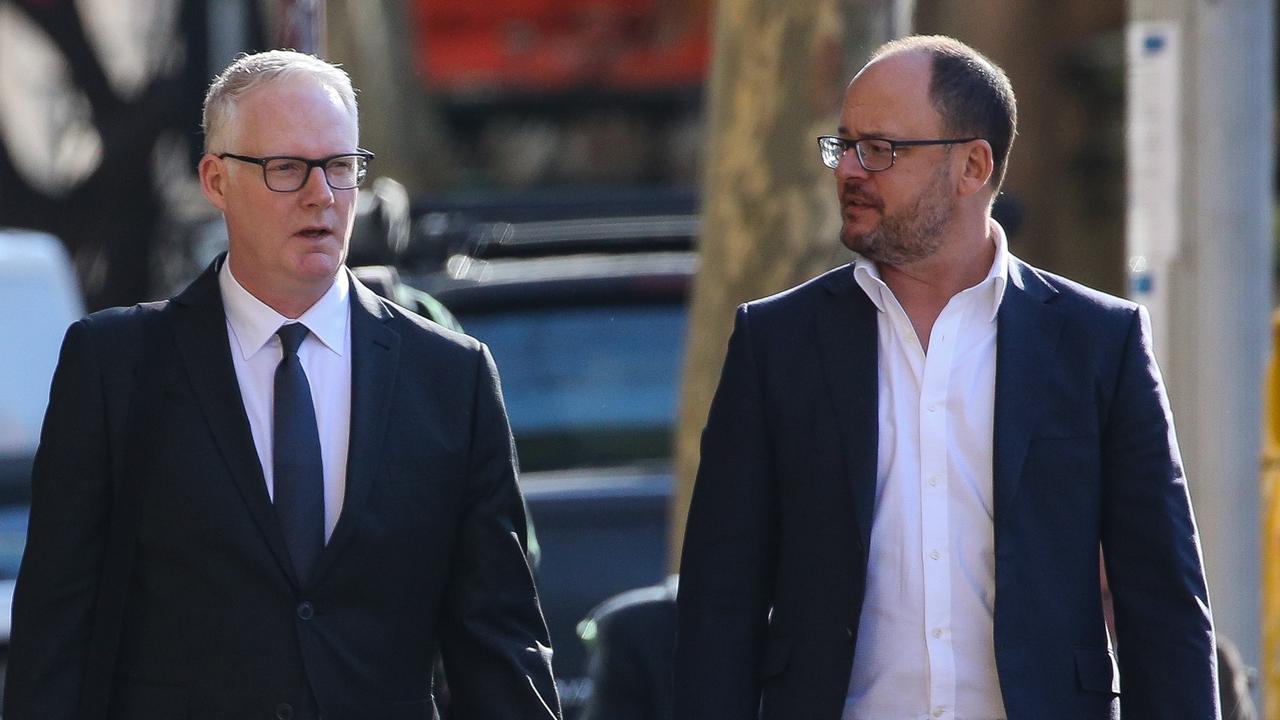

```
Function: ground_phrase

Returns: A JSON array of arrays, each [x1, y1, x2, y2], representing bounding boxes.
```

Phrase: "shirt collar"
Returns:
[[218, 257, 350, 360], [851, 217, 1010, 323]]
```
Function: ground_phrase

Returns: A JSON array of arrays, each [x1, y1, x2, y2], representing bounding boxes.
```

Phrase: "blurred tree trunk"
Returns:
[[668, 0, 908, 568], [914, 1, 1126, 294], [0, 0, 201, 310], [325, 0, 457, 192]]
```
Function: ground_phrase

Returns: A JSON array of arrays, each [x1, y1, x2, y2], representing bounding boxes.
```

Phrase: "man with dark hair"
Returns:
[[5, 50, 561, 720], [675, 35, 1218, 719]]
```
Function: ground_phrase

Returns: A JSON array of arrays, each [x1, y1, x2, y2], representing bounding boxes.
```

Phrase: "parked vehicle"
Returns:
[[397, 200, 696, 715], [0, 228, 86, 695]]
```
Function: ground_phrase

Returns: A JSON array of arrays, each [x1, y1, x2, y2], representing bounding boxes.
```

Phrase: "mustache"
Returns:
[[840, 183, 883, 209]]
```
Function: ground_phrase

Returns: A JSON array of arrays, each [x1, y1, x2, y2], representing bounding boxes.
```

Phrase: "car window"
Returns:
[[459, 305, 686, 472]]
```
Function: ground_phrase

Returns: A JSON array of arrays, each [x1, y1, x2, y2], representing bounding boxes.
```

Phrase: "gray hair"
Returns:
[[202, 50, 358, 154]]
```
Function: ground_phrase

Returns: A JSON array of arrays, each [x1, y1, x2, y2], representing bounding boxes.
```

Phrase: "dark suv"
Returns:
[[398, 198, 695, 715]]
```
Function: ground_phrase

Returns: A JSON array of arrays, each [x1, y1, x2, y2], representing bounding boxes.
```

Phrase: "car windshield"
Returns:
[[457, 305, 686, 472]]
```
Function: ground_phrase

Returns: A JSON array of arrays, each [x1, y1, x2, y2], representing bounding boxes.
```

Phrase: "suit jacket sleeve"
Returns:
[[437, 344, 562, 719], [4, 319, 115, 720], [674, 305, 777, 719], [1100, 306, 1220, 718]]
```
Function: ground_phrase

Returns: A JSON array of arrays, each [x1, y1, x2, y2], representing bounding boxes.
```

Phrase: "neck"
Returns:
[[253, 288, 328, 320], [878, 216, 995, 306], [225, 255, 335, 319], [875, 216, 996, 352]]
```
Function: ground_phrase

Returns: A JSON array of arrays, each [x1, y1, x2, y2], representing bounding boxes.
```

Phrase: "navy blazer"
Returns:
[[5, 258, 561, 720], [675, 258, 1218, 719]]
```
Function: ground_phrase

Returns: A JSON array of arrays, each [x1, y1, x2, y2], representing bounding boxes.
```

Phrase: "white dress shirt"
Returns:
[[218, 259, 352, 541], [843, 220, 1010, 720]]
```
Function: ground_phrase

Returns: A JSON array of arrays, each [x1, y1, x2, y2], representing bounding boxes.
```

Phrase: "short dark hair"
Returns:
[[872, 35, 1017, 195]]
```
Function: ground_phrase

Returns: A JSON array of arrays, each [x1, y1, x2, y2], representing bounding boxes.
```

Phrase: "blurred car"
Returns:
[[0, 228, 85, 696], [400, 201, 696, 716]]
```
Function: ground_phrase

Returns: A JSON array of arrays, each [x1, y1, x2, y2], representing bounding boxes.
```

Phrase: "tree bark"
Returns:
[[0, 0, 197, 309], [324, 0, 457, 192], [668, 0, 905, 568]]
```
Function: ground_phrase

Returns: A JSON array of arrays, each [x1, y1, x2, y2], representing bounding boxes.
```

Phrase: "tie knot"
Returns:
[[277, 323, 310, 355]]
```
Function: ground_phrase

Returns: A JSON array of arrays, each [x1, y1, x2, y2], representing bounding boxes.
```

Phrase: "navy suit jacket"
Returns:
[[5, 258, 561, 720], [675, 258, 1218, 719]]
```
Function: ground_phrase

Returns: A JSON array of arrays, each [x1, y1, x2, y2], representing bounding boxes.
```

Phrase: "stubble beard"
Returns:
[[840, 163, 953, 267]]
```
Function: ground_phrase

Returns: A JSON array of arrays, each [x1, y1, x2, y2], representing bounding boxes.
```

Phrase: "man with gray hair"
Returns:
[[5, 50, 561, 720]]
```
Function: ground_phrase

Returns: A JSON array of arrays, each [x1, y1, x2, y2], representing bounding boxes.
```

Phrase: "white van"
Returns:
[[0, 228, 84, 649]]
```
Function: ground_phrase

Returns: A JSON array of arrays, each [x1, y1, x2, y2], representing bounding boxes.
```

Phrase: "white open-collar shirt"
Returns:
[[218, 259, 352, 541], [843, 220, 1010, 720]]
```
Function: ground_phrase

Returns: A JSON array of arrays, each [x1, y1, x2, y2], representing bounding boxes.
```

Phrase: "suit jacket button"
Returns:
[[275, 702, 294, 720], [297, 601, 315, 621]]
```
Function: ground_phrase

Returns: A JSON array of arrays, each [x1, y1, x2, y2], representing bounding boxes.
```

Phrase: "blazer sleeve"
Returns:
[[437, 344, 562, 719], [4, 319, 115, 720], [1099, 306, 1220, 718], [674, 305, 778, 720]]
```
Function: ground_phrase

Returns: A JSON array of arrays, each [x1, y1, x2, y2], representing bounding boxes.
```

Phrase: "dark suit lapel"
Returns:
[[169, 256, 298, 584], [992, 258, 1064, 524], [311, 275, 400, 581], [815, 267, 879, 555]]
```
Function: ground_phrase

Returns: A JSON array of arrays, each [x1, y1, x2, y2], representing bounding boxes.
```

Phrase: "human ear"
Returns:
[[958, 140, 994, 196], [198, 154, 229, 211]]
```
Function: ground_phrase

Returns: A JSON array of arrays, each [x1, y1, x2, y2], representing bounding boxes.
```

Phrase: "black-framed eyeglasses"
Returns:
[[218, 150, 375, 192], [817, 135, 980, 172]]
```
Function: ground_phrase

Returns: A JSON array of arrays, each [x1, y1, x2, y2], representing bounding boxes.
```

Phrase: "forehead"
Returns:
[[840, 51, 941, 138], [231, 75, 357, 155]]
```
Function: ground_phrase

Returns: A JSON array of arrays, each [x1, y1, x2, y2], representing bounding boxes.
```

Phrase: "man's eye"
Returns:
[[268, 160, 303, 173]]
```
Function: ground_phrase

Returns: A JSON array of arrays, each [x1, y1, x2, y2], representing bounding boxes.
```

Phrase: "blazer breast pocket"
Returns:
[[1027, 433, 1101, 474]]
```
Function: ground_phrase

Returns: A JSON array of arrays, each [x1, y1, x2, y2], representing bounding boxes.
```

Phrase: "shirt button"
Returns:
[[933, 706, 946, 718], [296, 601, 314, 621], [930, 549, 941, 560], [927, 404, 938, 413], [928, 476, 939, 487], [932, 628, 943, 639], [276, 703, 294, 720]]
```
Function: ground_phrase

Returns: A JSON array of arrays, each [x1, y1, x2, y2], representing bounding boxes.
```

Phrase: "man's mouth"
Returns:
[[843, 199, 882, 215], [296, 226, 332, 239], [841, 187, 882, 213]]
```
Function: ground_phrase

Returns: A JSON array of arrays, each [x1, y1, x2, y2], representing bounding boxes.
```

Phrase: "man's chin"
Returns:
[[840, 227, 877, 257], [294, 250, 343, 280]]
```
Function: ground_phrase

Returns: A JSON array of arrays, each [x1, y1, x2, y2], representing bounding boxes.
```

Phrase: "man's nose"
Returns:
[[835, 146, 869, 182], [299, 166, 335, 206]]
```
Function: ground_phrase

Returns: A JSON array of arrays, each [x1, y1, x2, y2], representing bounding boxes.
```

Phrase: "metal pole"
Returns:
[[276, 0, 324, 55], [1126, 0, 1273, 712]]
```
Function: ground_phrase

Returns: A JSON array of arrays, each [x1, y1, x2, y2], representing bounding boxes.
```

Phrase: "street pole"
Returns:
[[276, 0, 324, 55], [1126, 0, 1273, 712]]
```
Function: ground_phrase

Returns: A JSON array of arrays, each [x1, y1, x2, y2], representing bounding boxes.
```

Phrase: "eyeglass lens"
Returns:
[[819, 138, 894, 172], [263, 155, 368, 191]]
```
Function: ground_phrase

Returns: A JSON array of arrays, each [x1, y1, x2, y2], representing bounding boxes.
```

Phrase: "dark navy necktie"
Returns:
[[273, 322, 325, 584]]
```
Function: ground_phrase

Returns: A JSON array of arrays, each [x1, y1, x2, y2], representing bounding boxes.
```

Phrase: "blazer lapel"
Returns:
[[815, 267, 879, 555], [169, 256, 298, 584], [310, 274, 400, 582], [992, 257, 1064, 525]]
